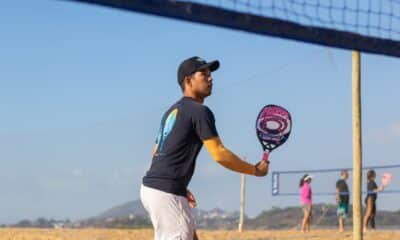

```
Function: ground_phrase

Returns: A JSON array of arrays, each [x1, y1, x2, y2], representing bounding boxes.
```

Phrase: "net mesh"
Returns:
[[68, 0, 400, 57], [184, 0, 400, 41], [272, 165, 400, 196]]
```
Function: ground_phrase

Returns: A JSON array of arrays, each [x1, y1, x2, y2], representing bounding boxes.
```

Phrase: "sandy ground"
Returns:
[[1, 228, 399, 240]]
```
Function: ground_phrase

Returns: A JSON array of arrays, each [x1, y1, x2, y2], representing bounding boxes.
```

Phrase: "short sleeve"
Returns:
[[367, 181, 377, 191], [192, 106, 219, 140], [372, 181, 378, 190]]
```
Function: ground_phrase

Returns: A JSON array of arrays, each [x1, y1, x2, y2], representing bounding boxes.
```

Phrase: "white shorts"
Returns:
[[140, 184, 196, 240]]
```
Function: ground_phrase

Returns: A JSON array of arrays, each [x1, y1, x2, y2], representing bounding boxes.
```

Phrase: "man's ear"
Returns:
[[184, 76, 192, 88]]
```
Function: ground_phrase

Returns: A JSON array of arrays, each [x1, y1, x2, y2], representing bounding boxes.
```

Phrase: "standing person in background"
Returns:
[[336, 170, 350, 232], [299, 174, 313, 233], [363, 169, 384, 232]]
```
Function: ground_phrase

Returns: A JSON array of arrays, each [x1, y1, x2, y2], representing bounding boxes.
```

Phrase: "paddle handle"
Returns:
[[262, 151, 270, 163]]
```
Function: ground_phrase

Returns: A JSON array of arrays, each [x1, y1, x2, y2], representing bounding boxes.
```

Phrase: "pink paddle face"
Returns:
[[256, 104, 292, 152], [381, 173, 393, 187]]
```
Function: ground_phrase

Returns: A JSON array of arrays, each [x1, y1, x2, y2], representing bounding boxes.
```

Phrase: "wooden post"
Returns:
[[352, 51, 363, 240], [238, 173, 246, 232]]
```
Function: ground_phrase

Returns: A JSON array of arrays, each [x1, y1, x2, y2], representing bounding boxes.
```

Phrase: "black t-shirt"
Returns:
[[366, 180, 378, 202], [336, 179, 349, 204], [142, 97, 219, 196]]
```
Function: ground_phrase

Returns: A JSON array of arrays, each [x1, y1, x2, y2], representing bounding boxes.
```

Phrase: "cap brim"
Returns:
[[198, 60, 220, 72]]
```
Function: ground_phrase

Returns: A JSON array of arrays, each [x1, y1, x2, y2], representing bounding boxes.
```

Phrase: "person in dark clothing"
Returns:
[[363, 169, 384, 232], [336, 170, 349, 232]]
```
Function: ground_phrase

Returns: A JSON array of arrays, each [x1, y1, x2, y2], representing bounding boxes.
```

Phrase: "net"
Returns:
[[272, 164, 400, 196], [68, 0, 400, 57], [185, 0, 400, 39]]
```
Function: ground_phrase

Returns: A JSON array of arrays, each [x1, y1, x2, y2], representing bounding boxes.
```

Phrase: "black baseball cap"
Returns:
[[177, 56, 220, 86]]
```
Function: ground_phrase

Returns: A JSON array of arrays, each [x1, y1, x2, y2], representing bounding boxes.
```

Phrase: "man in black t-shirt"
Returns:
[[141, 56, 269, 240], [336, 170, 349, 232]]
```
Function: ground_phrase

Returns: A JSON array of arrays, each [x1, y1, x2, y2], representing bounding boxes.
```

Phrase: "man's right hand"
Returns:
[[255, 160, 269, 176]]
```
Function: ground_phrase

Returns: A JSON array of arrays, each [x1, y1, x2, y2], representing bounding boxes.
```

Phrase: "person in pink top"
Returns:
[[299, 174, 313, 232]]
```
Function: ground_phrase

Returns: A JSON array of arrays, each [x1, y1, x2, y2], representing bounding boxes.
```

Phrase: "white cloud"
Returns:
[[390, 123, 400, 136], [365, 121, 400, 144]]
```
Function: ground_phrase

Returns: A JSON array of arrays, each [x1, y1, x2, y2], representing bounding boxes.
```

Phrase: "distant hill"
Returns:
[[95, 200, 147, 219], [89, 201, 400, 229], [246, 203, 400, 230], [246, 204, 337, 229], [193, 208, 242, 229], [9, 201, 400, 229], [88, 201, 241, 229]]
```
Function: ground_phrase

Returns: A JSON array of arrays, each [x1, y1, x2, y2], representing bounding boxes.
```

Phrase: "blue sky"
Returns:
[[1, 1, 400, 224]]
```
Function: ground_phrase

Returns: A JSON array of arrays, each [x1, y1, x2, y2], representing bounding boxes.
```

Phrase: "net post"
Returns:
[[272, 172, 279, 196], [352, 50, 363, 240], [238, 172, 246, 232]]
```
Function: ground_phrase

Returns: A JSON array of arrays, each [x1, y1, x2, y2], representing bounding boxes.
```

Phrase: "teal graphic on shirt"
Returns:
[[157, 108, 178, 152]]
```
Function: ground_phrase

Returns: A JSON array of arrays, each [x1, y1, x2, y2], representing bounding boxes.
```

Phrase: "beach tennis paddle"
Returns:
[[256, 104, 292, 162], [381, 173, 393, 187]]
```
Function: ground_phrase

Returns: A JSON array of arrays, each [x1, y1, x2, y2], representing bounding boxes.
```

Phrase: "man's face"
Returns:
[[188, 68, 213, 98], [342, 172, 349, 180]]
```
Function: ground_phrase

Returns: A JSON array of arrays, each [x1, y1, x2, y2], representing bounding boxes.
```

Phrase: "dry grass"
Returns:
[[0, 228, 399, 240]]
